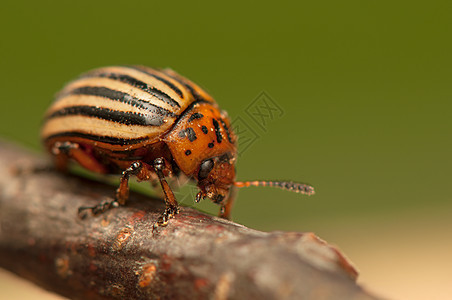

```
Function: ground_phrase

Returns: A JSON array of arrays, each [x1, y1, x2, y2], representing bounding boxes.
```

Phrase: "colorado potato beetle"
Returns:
[[41, 66, 314, 228]]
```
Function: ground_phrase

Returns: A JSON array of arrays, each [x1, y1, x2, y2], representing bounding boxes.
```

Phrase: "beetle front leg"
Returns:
[[219, 185, 237, 220], [116, 162, 144, 205], [152, 157, 179, 230], [79, 161, 144, 215]]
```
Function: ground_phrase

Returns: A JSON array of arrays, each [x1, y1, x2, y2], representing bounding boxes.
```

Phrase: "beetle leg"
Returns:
[[116, 162, 143, 205], [78, 199, 120, 217], [78, 161, 144, 216], [152, 157, 179, 230], [52, 141, 107, 174], [219, 185, 237, 220]]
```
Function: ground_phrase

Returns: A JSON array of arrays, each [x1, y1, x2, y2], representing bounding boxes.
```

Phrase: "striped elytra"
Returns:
[[42, 65, 315, 228]]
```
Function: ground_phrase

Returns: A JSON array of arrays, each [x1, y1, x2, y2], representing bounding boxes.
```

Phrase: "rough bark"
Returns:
[[0, 140, 381, 300]]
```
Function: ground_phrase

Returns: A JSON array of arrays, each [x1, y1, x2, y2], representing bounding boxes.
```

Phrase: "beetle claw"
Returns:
[[152, 205, 179, 232], [195, 192, 203, 203], [78, 199, 119, 217]]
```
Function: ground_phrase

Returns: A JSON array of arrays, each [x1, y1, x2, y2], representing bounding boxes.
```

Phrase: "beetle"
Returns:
[[41, 66, 314, 228]]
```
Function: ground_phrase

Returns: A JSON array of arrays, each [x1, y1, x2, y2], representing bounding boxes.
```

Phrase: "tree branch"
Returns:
[[0, 140, 381, 300]]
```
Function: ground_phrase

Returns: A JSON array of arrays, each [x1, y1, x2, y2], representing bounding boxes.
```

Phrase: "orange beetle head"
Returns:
[[164, 102, 237, 204], [195, 153, 236, 203]]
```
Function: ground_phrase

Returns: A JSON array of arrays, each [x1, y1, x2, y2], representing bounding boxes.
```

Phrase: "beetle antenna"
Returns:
[[234, 180, 315, 195]]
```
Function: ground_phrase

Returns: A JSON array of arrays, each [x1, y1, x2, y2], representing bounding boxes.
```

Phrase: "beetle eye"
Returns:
[[198, 159, 214, 180]]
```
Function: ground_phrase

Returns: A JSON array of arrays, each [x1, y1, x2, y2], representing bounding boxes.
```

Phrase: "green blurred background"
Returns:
[[1, 1, 451, 299]]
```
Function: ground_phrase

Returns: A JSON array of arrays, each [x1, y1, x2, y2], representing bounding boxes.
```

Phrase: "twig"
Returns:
[[0, 140, 381, 300]]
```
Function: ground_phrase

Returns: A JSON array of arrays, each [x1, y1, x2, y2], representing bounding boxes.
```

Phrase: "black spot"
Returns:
[[219, 119, 233, 143], [178, 130, 186, 138], [188, 112, 204, 123], [212, 119, 222, 143], [208, 142, 214, 148], [201, 126, 208, 134], [186, 127, 197, 142], [185, 150, 192, 156]]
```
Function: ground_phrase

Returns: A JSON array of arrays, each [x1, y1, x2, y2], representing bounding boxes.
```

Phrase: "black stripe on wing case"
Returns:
[[160, 70, 207, 103], [45, 132, 149, 145], [86, 72, 181, 108], [64, 86, 177, 118], [47, 105, 167, 126], [128, 66, 184, 98]]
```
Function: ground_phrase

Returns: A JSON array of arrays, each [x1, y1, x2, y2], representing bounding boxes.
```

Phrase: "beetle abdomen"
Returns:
[[41, 66, 215, 150]]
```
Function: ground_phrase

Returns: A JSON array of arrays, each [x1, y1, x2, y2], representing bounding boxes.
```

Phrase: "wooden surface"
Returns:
[[0, 140, 382, 300]]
